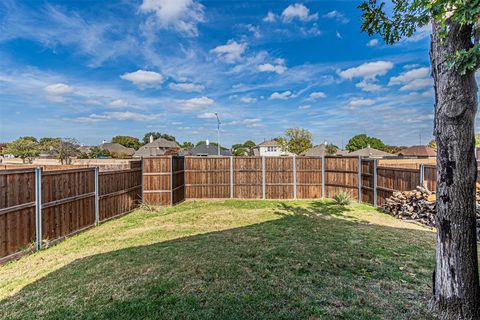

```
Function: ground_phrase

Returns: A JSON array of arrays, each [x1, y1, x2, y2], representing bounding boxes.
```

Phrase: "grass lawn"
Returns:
[[0, 200, 437, 319]]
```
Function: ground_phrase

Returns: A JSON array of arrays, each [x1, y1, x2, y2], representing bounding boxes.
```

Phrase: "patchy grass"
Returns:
[[0, 200, 437, 319]]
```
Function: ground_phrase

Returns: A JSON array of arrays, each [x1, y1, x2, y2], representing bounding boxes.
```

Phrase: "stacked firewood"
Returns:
[[383, 185, 480, 240]]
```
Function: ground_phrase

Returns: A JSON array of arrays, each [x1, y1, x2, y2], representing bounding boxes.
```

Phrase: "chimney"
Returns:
[[206, 139, 210, 146], [149, 134, 154, 143]]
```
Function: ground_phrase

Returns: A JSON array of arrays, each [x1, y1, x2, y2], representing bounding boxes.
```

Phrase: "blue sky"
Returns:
[[0, 0, 475, 147]]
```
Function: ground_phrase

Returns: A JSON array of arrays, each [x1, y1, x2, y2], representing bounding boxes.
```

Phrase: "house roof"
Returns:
[[257, 139, 281, 147], [133, 138, 180, 157], [99, 143, 135, 156], [398, 145, 436, 157], [189, 144, 232, 156], [302, 144, 327, 157], [349, 147, 393, 157]]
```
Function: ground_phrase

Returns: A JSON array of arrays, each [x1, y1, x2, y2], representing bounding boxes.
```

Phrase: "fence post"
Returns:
[[419, 163, 425, 188], [35, 167, 42, 251], [262, 156, 266, 199], [230, 156, 234, 198], [321, 156, 325, 198], [94, 167, 100, 225], [358, 156, 362, 203], [373, 159, 378, 207], [293, 155, 297, 199], [170, 156, 174, 207], [141, 157, 144, 203]]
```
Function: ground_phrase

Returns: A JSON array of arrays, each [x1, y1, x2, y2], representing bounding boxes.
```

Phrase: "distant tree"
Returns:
[[428, 140, 437, 150], [284, 128, 313, 155], [142, 132, 176, 144], [4, 137, 40, 163], [385, 145, 407, 154], [21, 136, 38, 143], [112, 136, 141, 150], [195, 141, 228, 150], [232, 140, 257, 156], [345, 134, 387, 152], [476, 135, 480, 148], [326, 144, 339, 155], [56, 138, 79, 164], [180, 141, 194, 149], [39, 137, 61, 150], [242, 140, 256, 149], [88, 146, 110, 159]]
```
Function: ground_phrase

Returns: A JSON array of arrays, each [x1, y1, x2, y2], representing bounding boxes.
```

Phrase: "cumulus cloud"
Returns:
[[356, 80, 382, 92], [323, 11, 349, 24], [339, 61, 394, 80], [70, 111, 161, 122], [299, 105, 311, 109], [211, 40, 247, 63], [179, 96, 214, 111], [257, 59, 287, 74], [307, 91, 326, 100], [269, 91, 293, 100], [198, 112, 217, 119], [240, 97, 257, 103], [281, 4, 318, 22], [168, 82, 204, 92], [109, 99, 129, 108], [120, 70, 164, 88], [139, 0, 205, 36], [367, 39, 379, 47], [44, 83, 73, 95], [346, 98, 375, 109], [263, 11, 276, 22], [388, 67, 432, 91]]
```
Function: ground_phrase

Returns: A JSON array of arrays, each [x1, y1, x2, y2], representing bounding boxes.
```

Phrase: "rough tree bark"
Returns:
[[431, 18, 480, 319]]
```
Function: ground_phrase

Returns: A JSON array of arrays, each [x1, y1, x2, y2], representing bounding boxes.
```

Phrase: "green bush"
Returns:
[[333, 192, 351, 206]]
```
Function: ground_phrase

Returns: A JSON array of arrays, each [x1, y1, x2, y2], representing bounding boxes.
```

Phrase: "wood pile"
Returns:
[[383, 185, 480, 240]]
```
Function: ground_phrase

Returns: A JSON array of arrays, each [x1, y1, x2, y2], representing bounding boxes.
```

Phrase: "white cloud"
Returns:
[[263, 11, 276, 23], [367, 39, 379, 47], [198, 112, 217, 119], [179, 96, 214, 111], [323, 11, 349, 24], [269, 90, 292, 100], [139, 0, 205, 36], [336, 31, 342, 39], [211, 40, 247, 63], [109, 99, 129, 108], [347, 98, 375, 109], [240, 97, 257, 103], [120, 70, 164, 88], [338, 61, 394, 80], [307, 91, 326, 100], [227, 118, 263, 128], [388, 67, 432, 91], [44, 83, 73, 95], [257, 61, 287, 74], [299, 105, 311, 109], [168, 82, 204, 92], [282, 4, 318, 22], [70, 111, 161, 122], [356, 80, 382, 92]]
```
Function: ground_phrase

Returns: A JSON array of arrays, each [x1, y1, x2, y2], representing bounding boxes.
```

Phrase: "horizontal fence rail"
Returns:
[[0, 166, 142, 262]]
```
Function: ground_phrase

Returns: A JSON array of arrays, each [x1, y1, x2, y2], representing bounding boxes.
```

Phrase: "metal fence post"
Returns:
[[35, 167, 42, 251], [358, 156, 362, 203], [230, 156, 234, 198], [141, 157, 144, 203], [293, 155, 297, 199], [373, 159, 378, 207], [94, 167, 100, 226], [419, 163, 425, 188], [321, 156, 325, 198], [170, 156, 174, 207], [262, 156, 266, 199]]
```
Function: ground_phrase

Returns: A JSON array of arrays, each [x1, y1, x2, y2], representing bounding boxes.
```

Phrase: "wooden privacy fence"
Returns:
[[0, 166, 142, 262]]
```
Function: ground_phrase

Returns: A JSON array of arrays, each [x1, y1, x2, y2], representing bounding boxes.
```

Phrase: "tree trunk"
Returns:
[[431, 19, 480, 319]]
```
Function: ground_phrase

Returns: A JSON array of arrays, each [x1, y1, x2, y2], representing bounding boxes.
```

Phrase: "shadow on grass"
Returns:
[[0, 202, 436, 320]]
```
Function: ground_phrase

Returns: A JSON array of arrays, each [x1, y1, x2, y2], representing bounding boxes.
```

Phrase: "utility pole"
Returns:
[[215, 112, 221, 156]]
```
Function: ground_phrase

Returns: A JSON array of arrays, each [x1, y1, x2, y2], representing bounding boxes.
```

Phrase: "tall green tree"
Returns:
[[359, 1, 480, 317], [4, 137, 40, 163], [56, 138, 79, 164], [112, 136, 141, 150], [39, 137, 61, 150], [345, 134, 387, 152], [283, 128, 313, 155], [142, 132, 176, 144], [180, 141, 194, 149]]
